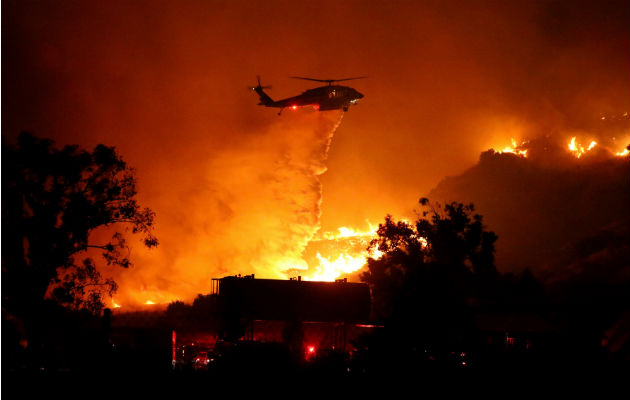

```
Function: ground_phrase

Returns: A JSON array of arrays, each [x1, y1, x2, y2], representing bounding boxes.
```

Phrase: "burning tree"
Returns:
[[360, 198, 498, 351], [2, 133, 158, 316]]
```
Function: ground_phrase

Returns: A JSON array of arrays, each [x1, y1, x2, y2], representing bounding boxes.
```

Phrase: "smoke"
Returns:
[[2, 0, 628, 306], [108, 112, 344, 305]]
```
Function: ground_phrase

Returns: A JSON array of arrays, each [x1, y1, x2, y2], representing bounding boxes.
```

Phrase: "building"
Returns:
[[211, 275, 374, 357]]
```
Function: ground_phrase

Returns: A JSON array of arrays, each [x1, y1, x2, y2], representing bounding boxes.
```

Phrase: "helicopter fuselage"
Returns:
[[254, 84, 364, 113]]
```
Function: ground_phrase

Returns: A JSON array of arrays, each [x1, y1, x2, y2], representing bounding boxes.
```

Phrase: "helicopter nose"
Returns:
[[356, 91, 364, 99]]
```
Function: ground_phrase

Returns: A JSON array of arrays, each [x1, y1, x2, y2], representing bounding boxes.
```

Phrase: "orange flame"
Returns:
[[616, 148, 629, 157], [302, 223, 384, 282], [493, 138, 528, 157], [568, 137, 597, 158]]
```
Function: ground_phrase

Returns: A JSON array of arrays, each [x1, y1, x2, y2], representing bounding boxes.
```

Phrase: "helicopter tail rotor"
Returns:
[[250, 75, 275, 106], [248, 75, 272, 91]]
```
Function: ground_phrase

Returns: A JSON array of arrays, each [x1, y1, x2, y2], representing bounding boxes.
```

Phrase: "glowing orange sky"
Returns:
[[3, 0, 629, 305]]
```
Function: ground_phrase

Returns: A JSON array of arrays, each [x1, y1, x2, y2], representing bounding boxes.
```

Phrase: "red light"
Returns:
[[172, 330, 177, 366], [307, 345, 315, 354], [313, 104, 319, 110], [291, 105, 298, 110]]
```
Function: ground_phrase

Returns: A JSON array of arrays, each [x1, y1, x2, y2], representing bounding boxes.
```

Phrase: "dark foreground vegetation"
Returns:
[[3, 135, 628, 391]]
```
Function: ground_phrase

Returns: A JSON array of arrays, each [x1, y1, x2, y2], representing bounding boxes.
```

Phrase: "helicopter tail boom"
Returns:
[[251, 76, 275, 106], [255, 88, 275, 106]]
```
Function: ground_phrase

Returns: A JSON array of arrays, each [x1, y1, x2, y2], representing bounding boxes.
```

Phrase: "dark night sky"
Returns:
[[3, 0, 629, 305]]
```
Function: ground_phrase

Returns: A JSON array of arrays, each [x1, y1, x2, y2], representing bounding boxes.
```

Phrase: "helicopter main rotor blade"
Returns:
[[291, 77, 330, 83], [290, 76, 367, 83], [327, 76, 368, 82]]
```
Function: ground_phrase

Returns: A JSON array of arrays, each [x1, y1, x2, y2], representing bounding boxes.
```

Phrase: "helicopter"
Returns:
[[250, 76, 365, 115]]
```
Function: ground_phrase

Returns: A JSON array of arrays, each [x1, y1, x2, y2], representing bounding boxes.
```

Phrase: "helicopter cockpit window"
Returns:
[[328, 90, 336, 99]]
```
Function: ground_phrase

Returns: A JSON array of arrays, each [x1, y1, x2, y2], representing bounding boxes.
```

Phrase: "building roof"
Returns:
[[218, 277, 371, 323]]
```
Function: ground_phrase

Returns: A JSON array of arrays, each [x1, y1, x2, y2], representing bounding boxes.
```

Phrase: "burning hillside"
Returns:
[[428, 133, 630, 282]]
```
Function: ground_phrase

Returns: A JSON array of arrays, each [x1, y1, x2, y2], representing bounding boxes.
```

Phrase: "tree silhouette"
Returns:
[[2, 132, 158, 316], [360, 198, 498, 354]]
